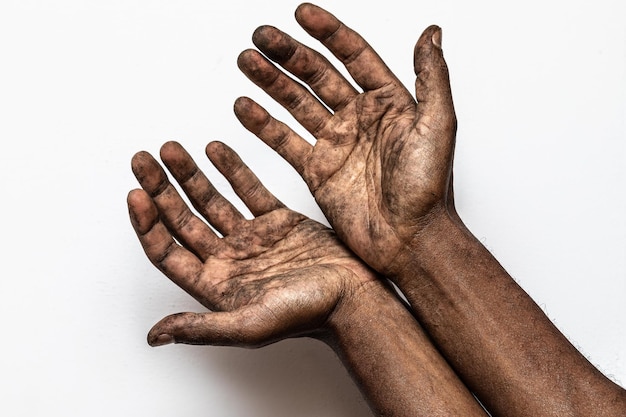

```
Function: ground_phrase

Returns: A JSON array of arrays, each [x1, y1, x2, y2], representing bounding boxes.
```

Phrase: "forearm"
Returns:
[[388, 210, 626, 416], [323, 279, 487, 417]]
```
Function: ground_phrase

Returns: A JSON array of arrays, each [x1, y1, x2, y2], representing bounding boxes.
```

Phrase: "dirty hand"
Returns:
[[236, 3, 457, 273], [128, 141, 377, 347]]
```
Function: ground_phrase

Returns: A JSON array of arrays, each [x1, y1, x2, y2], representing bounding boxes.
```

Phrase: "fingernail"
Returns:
[[150, 333, 174, 347], [432, 27, 442, 48]]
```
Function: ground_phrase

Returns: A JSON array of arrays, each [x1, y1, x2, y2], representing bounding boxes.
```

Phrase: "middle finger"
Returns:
[[159, 141, 246, 237]]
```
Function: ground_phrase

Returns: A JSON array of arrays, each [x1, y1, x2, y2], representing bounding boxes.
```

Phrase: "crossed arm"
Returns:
[[128, 141, 486, 415], [129, 3, 626, 417]]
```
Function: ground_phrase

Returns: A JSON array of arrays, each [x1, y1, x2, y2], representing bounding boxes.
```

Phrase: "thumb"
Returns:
[[147, 310, 271, 348], [413, 25, 456, 133]]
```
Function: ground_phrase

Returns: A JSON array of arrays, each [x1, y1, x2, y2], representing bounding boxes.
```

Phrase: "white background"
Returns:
[[1, 1, 624, 416]]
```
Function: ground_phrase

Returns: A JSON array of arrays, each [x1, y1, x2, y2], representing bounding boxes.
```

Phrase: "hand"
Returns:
[[233, 6, 626, 416], [235, 3, 456, 273], [128, 141, 377, 347]]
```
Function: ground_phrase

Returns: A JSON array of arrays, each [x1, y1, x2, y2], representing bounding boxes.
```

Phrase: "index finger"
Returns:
[[295, 3, 400, 91]]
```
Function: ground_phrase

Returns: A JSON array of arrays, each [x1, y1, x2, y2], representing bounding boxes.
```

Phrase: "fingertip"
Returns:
[[252, 25, 295, 63], [251, 25, 275, 49], [127, 189, 146, 224], [159, 140, 182, 155], [147, 332, 174, 347], [233, 97, 270, 134], [294, 2, 321, 24], [295, 3, 338, 39], [252, 25, 269, 43], [417, 25, 442, 48], [159, 140, 187, 164], [147, 314, 183, 346], [131, 150, 150, 165], [233, 96, 253, 118], [206, 141, 242, 176], [159, 141, 198, 181], [131, 151, 164, 188], [147, 319, 175, 346], [204, 140, 222, 154], [431, 26, 442, 49], [127, 189, 158, 233], [205, 140, 227, 161], [127, 188, 145, 205], [414, 25, 450, 81], [415, 25, 443, 52], [130, 150, 152, 175], [148, 312, 215, 347], [294, 2, 310, 20], [237, 48, 260, 72], [236, 50, 246, 69]]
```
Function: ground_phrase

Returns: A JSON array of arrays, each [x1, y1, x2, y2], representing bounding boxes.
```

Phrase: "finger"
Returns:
[[127, 189, 206, 298], [251, 25, 358, 111], [205, 141, 286, 216], [147, 310, 279, 348], [234, 96, 312, 177], [413, 26, 457, 134], [159, 141, 246, 236], [238, 48, 333, 136], [295, 3, 400, 91], [131, 151, 219, 260]]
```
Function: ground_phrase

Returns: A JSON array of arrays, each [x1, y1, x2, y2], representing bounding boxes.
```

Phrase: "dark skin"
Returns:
[[129, 141, 373, 347], [128, 141, 488, 416], [235, 3, 626, 416], [235, 9, 455, 274]]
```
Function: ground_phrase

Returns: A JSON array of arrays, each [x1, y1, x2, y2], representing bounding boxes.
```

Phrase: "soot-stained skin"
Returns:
[[235, 3, 457, 275], [128, 140, 377, 348], [232, 6, 626, 417]]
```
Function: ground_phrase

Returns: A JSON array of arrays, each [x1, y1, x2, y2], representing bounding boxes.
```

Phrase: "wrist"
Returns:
[[324, 270, 391, 343], [322, 266, 424, 352], [317, 262, 489, 417], [386, 207, 474, 285], [380, 205, 626, 417]]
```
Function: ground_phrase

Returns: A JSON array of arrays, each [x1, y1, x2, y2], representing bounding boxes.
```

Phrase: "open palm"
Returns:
[[236, 4, 457, 272], [128, 141, 376, 347]]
